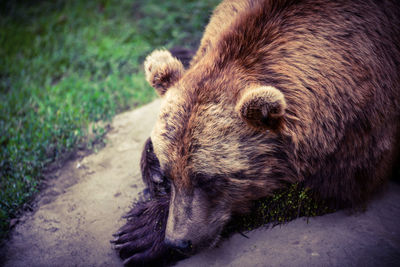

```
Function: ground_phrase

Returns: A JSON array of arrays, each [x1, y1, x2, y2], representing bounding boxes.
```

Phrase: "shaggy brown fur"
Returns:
[[113, 0, 400, 265]]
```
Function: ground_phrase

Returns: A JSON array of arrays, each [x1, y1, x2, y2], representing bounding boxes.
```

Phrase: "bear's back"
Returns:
[[190, 0, 400, 207]]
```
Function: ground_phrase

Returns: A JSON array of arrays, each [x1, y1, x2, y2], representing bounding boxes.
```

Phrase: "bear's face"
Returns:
[[150, 86, 242, 252], [145, 50, 289, 253]]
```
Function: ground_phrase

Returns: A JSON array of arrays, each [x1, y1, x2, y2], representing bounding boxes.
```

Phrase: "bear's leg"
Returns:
[[112, 138, 184, 266], [111, 194, 173, 266]]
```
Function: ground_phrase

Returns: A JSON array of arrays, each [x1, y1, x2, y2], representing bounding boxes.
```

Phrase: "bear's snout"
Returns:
[[165, 238, 192, 253]]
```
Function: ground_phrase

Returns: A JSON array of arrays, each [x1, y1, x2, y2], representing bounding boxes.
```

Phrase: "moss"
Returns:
[[223, 184, 335, 235]]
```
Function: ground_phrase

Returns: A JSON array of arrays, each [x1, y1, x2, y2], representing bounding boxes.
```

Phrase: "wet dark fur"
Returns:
[[113, 0, 400, 265]]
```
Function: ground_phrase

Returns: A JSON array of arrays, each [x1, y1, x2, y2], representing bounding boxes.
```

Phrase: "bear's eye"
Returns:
[[193, 173, 222, 197], [193, 172, 211, 186]]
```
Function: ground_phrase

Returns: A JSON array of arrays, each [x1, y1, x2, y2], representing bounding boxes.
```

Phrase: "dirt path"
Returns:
[[2, 100, 400, 267]]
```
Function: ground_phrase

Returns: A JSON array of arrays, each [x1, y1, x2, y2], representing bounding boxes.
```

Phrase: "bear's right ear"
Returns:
[[236, 86, 287, 131], [144, 49, 184, 96]]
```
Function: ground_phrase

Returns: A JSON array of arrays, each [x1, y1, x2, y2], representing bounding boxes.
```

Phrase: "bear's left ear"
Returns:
[[144, 49, 184, 96], [236, 86, 287, 131]]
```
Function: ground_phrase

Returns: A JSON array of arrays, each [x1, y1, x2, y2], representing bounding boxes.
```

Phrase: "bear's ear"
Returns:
[[236, 86, 287, 131], [144, 49, 184, 96]]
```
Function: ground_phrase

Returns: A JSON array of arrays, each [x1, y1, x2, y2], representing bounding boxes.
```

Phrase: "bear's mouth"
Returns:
[[195, 227, 224, 254], [170, 228, 223, 256], [208, 233, 222, 249], [168, 229, 223, 256]]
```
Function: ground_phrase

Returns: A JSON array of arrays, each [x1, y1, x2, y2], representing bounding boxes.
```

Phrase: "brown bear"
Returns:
[[112, 0, 400, 265]]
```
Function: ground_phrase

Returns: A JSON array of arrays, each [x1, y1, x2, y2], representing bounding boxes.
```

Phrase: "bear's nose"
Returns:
[[164, 238, 192, 252]]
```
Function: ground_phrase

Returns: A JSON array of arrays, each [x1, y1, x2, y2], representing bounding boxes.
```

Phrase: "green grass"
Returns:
[[0, 0, 219, 239]]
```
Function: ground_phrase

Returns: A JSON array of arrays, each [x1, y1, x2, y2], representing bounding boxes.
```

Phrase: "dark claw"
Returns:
[[115, 221, 143, 236], [113, 226, 149, 244], [115, 238, 152, 253], [112, 232, 121, 237]]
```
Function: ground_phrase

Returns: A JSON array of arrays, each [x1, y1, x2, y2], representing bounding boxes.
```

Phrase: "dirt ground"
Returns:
[[2, 100, 400, 267]]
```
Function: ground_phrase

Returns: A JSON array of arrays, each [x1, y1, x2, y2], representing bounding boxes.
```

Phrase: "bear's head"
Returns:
[[144, 49, 293, 253]]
